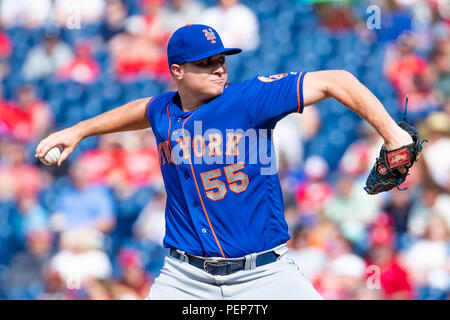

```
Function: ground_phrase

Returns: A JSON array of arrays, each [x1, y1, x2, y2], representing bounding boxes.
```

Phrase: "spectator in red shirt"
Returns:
[[78, 133, 124, 186], [0, 28, 12, 58], [108, 27, 170, 81], [295, 156, 333, 226], [384, 31, 436, 113], [366, 243, 414, 299], [16, 84, 54, 141], [116, 247, 152, 299], [366, 213, 414, 299], [108, 0, 170, 81], [0, 140, 46, 200], [137, 0, 171, 46], [0, 86, 32, 142], [1, 84, 54, 143], [121, 130, 161, 188], [78, 131, 161, 198], [56, 41, 101, 84]]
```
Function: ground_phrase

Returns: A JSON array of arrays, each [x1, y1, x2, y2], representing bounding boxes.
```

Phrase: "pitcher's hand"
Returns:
[[35, 127, 83, 166]]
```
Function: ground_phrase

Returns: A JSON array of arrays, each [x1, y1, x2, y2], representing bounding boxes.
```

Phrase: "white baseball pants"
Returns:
[[146, 244, 323, 300]]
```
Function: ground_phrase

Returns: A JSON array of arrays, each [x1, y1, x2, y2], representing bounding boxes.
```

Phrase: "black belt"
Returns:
[[169, 249, 279, 276]]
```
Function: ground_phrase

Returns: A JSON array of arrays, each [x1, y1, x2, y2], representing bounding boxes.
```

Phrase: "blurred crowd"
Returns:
[[0, 0, 449, 300]]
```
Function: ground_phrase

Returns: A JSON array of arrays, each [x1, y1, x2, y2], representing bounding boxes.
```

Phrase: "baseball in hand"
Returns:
[[39, 147, 61, 166]]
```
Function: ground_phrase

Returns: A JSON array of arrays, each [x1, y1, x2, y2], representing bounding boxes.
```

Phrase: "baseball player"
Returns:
[[35, 24, 417, 299]]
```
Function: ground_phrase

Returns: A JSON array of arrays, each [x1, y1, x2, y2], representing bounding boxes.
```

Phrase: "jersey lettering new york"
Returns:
[[147, 72, 307, 258]]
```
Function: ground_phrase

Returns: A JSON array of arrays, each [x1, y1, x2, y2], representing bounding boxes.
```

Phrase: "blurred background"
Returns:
[[0, 0, 449, 300]]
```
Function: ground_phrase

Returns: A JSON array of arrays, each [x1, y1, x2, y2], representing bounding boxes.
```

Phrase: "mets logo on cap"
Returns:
[[202, 28, 216, 44]]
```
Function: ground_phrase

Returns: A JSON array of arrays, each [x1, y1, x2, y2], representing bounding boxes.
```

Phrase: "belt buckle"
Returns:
[[203, 260, 227, 273], [203, 259, 243, 275]]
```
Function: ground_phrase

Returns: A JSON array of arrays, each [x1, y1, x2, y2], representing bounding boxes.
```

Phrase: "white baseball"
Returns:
[[40, 147, 61, 166]]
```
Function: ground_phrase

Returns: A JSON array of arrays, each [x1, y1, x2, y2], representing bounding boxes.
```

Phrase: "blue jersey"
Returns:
[[146, 71, 307, 258]]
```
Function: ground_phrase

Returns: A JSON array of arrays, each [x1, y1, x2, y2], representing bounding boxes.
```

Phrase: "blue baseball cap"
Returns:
[[167, 24, 242, 68]]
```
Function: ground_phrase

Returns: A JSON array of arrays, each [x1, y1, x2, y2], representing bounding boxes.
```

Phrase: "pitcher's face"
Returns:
[[174, 54, 228, 99]]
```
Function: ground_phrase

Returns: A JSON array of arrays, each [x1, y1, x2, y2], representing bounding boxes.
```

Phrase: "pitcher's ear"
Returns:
[[171, 64, 184, 80]]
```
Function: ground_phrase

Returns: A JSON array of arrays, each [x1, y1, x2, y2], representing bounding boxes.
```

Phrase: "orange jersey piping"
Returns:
[[181, 115, 226, 258]]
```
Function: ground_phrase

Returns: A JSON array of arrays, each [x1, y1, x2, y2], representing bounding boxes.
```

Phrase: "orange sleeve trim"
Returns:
[[296, 73, 302, 113], [145, 96, 156, 117], [166, 102, 172, 141], [166, 102, 177, 168], [296, 72, 307, 113], [181, 115, 226, 258]]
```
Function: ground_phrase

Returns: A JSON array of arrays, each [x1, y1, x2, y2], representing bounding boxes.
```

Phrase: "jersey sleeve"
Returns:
[[146, 92, 175, 130], [145, 96, 156, 127], [242, 72, 307, 128]]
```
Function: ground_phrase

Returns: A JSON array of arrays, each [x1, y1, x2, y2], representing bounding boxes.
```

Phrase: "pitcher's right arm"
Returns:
[[35, 97, 152, 166]]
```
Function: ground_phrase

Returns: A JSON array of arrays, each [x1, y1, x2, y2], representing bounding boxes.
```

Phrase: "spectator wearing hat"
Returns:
[[22, 28, 74, 81]]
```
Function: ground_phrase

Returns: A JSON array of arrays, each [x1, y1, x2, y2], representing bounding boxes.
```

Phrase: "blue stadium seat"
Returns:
[[254, 0, 279, 18], [63, 81, 85, 102], [3, 71, 24, 99], [313, 34, 333, 57], [337, 115, 357, 133], [0, 201, 15, 265], [120, 81, 142, 102], [276, 9, 296, 30], [101, 81, 123, 108]]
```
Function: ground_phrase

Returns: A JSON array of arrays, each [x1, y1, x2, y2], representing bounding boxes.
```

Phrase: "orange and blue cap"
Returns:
[[167, 24, 242, 68]]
